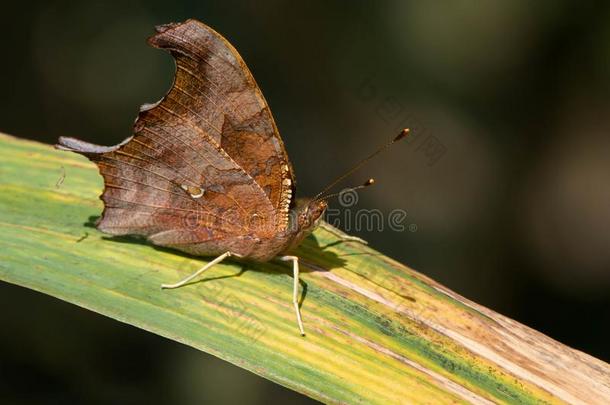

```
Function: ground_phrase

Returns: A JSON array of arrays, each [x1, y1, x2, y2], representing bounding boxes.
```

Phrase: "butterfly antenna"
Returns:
[[313, 178, 375, 204], [312, 128, 410, 201]]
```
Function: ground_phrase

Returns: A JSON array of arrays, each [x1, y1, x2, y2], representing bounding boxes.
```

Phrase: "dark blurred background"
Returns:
[[1, 1, 609, 404]]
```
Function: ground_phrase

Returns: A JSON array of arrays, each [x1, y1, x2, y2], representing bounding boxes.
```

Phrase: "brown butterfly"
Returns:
[[57, 19, 407, 335]]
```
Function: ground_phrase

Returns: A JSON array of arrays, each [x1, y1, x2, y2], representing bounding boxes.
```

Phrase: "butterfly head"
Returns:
[[282, 199, 327, 252], [289, 198, 327, 234]]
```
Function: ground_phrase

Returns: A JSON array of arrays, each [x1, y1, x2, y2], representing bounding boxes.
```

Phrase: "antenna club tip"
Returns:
[[394, 128, 410, 142], [365, 178, 375, 186]]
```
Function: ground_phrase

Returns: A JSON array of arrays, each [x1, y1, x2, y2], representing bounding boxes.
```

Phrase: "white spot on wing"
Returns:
[[181, 184, 205, 199]]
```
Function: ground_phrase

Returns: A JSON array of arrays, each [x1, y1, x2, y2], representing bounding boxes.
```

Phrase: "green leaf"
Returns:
[[1, 133, 608, 404]]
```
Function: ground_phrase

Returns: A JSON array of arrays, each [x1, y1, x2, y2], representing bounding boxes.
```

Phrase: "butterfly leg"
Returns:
[[278, 255, 305, 336], [318, 221, 368, 244], [161, 251, 240, 289]]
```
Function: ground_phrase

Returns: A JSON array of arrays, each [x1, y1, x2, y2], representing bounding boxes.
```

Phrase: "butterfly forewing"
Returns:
[[149, 19, 295, 229]]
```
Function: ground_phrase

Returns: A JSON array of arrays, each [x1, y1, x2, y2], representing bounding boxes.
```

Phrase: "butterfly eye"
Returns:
[[181, 184, 205, 199]]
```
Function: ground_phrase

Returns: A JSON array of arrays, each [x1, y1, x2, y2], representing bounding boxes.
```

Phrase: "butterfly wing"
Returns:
[[150, 19, 295, 229], [56, 19, 293, 256]]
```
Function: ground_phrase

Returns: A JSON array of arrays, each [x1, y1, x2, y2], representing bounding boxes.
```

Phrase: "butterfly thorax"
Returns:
[[244, 198, 326, 261]]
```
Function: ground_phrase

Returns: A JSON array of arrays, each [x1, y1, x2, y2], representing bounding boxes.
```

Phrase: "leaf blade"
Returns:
[[2, 133, 608, 404]]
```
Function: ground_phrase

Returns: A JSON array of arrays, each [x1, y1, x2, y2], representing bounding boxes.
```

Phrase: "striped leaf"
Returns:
[[1, 133, 608, 404]]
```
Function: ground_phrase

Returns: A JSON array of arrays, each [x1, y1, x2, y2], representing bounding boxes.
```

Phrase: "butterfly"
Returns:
[[57, 19, 407, 335]]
